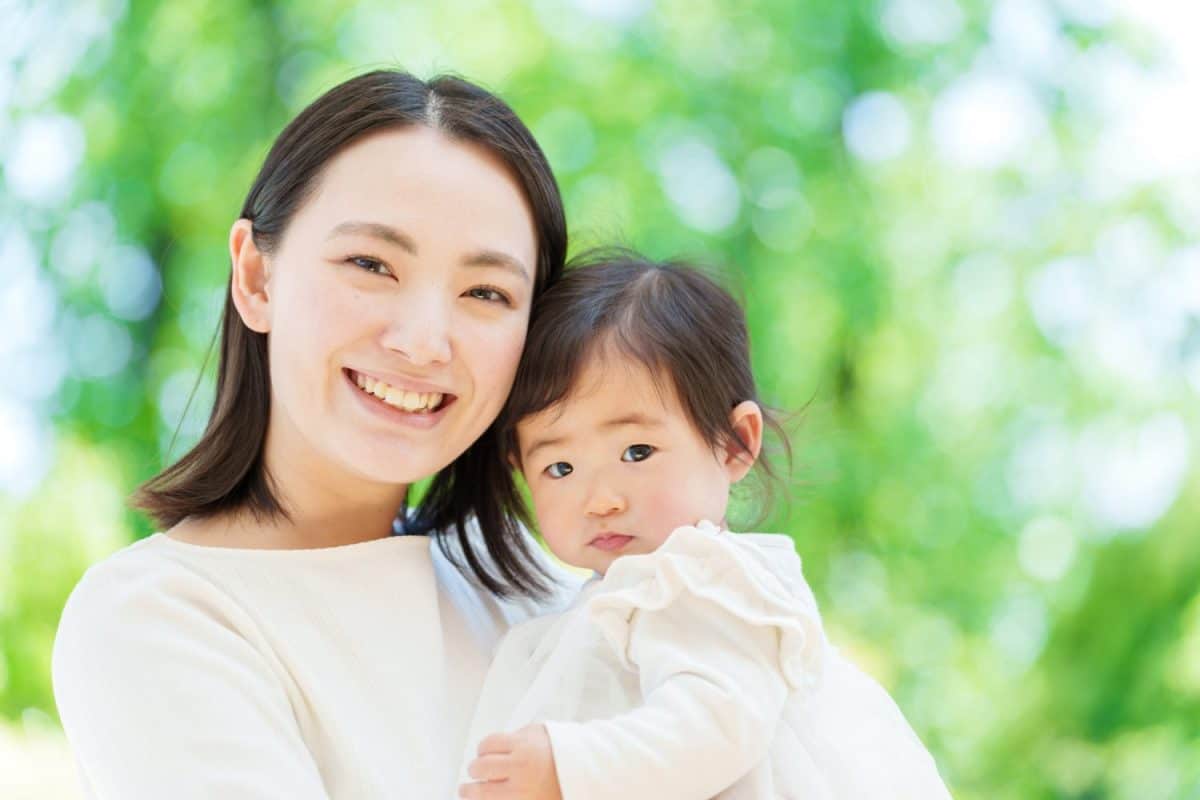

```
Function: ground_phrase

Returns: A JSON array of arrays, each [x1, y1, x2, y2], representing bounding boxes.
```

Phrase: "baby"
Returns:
[[457, 251, 953, 799]]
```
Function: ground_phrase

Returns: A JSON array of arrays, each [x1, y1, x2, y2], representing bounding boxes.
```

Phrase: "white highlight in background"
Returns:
[[931, 71, 1046, 169], [843, 91, 912, 163], [656, 137, 741, 233]]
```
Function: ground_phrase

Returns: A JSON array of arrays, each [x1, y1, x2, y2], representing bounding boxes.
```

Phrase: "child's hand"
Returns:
[[459, 723, 563, 800]]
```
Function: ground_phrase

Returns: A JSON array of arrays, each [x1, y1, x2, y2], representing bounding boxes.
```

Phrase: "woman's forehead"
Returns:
[[293, 127, 537, 260]]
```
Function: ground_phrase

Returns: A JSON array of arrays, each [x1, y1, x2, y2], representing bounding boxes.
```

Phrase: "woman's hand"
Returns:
[[459, 724, 563, 800]]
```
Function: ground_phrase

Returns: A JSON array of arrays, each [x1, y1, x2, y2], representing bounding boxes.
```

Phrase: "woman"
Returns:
[[52, 70, 575, 799]]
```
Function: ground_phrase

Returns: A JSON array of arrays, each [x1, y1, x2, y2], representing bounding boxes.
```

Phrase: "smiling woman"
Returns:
[[50, 70, 577, 800]]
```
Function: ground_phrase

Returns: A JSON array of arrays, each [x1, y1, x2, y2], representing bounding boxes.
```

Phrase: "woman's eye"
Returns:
[[465, 286, 513, 305], [349, 256, 391, 276], [545, 462, 573, 479], [622, 444, 655, 462]]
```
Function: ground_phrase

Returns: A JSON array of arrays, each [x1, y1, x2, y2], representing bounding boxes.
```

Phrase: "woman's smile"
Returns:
[[343, 368, 458, 429]]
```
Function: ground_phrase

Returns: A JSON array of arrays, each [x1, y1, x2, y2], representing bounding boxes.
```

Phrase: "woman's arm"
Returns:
[[544, 593, 791, 800], [52, 560, 331, 799]]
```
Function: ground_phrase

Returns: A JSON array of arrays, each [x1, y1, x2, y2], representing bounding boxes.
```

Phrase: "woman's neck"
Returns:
[[169, 418, 410, 551]]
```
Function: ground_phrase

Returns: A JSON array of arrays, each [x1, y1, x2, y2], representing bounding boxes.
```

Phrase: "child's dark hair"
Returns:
[[500, 248, 791, 524]]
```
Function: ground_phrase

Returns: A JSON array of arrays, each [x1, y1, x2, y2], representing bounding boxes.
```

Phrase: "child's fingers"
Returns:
[[476, 731, 516, 756], [467, 753, 513, 782], [458, 779, 516, 800]]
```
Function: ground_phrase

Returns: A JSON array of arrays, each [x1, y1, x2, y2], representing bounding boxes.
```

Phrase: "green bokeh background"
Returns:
[[3, 1, 1198, 798]]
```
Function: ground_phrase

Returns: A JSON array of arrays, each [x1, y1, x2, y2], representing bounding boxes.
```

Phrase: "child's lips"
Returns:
[[589, 533, 634, 552]]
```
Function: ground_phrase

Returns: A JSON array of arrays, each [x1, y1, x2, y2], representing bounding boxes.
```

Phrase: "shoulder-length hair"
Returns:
[[134, 70, 567, 599]]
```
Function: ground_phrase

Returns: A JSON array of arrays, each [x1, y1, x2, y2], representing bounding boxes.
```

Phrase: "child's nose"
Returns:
[[584, 484, 626, 517]]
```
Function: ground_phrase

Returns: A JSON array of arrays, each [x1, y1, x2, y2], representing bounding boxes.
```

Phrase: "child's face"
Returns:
[[516, 354, 755, 575]]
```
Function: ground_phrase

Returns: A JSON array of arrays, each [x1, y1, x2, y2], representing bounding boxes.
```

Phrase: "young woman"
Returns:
[[52, 70, 576, 799]]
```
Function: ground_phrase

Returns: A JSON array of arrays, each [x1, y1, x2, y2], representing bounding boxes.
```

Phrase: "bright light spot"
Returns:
[[1027, 256, 1094, 348], [842, 91, 912, 163], [3, 347, 68, 403], [69, 314, 133, 378], [879, 0, 964, 46], [50, 202, 118, 284], [1093, 77, 1200, 188], [932, 71, 1046, 169], [178, 286, 226, 350], [989, 0, 1064, 77], [156, 367, 214, 457], [951, 253, 1014, 321], [1018, 516, 1078, 582], [1080, 414, 1190, 532], [656, 137, 741, 233], [0, 228, 57, 357], [989, 588, 1048, 669], [0, 399, 52, 497], [101, 244, 162, 321], [4, 114, 85, 207], [1166, 245, 1200, 314], [571, 0, 649, 24], [1007, 422, 1076, 511], [743, 147, 811, 251], [925, 342, 1012, 421], [1057, 0, 1115, 27]]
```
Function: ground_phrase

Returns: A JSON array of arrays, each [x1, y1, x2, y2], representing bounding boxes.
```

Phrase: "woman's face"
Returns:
[[248, 126, 538, 490]]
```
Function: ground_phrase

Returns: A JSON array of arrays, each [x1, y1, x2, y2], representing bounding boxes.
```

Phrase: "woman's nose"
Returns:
[[378, 295, 452, 366]]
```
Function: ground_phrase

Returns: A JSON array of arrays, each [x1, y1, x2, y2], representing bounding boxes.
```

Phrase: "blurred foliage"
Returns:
[[3, 0, 1199, 798]]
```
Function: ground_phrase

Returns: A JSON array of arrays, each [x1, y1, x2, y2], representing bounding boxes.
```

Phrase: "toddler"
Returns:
[[457, 251, 952, 800]]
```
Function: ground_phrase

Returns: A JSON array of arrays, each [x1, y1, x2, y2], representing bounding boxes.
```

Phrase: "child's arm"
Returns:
[[458, 596, 789, 800], [544, 592, 793, 800]]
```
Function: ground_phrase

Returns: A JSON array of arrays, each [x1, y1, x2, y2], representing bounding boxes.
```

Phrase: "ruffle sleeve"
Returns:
[[585, 521, 825, 694]]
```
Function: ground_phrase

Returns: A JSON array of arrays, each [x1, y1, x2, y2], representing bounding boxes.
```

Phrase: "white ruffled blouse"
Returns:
[[460, 522, 953, 799]]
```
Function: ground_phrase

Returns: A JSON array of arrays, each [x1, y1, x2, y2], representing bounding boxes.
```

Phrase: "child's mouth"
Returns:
[[589, 533, 634, 552]]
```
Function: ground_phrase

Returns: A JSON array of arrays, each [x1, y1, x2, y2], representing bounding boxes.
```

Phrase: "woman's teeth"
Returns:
[[353, 372, 444, 413]]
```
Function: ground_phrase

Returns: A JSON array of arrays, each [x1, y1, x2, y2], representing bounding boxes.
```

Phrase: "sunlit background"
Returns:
[[2, 0, 1198, 797]]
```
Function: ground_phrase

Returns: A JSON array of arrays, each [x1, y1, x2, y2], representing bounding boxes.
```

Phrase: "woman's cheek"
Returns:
[[470, 314, 528, 392]]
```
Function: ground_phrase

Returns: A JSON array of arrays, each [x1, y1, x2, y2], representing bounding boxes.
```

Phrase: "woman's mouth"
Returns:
[[345, 369, 454, 415]]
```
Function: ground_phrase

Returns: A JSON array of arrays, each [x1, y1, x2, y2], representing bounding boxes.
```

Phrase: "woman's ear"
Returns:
[[721, 400, 763, 483], [229, 219, 272, 334]]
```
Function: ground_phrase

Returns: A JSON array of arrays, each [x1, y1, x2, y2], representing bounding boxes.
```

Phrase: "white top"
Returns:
[[52, 529, 576, 800], [462, 522, 953, 800]]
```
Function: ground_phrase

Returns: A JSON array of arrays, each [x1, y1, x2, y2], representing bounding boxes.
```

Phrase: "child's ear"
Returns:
[[229, 218, 272, 334], [721, 400, 763, 483]]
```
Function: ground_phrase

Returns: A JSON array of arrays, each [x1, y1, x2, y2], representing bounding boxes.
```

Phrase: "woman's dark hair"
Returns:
[[134, 69, 567, 598], [499, 248, 791, 529]]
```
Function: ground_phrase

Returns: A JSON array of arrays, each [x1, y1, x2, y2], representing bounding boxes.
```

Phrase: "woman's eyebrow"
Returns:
[[463, 251, 531, 284], [327, 221, 417, 253], [326, 221, 529, 284]]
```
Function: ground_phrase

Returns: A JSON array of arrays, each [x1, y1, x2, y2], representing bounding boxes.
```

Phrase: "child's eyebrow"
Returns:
[[523, 435, 565, 463], [601, 413, 666, 429], [522, 414, 664, 463]]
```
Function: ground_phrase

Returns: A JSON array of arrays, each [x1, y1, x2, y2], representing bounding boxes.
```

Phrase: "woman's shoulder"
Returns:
[[54, 535, 246, 655], [59, 534, 212, 611]]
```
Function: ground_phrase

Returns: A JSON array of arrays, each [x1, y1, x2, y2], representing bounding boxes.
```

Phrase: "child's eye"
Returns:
[[621, 444, 655, 462], [348, 256, 391, 277], [545, 462, 574, 479], [465, 286, 513, 306]]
